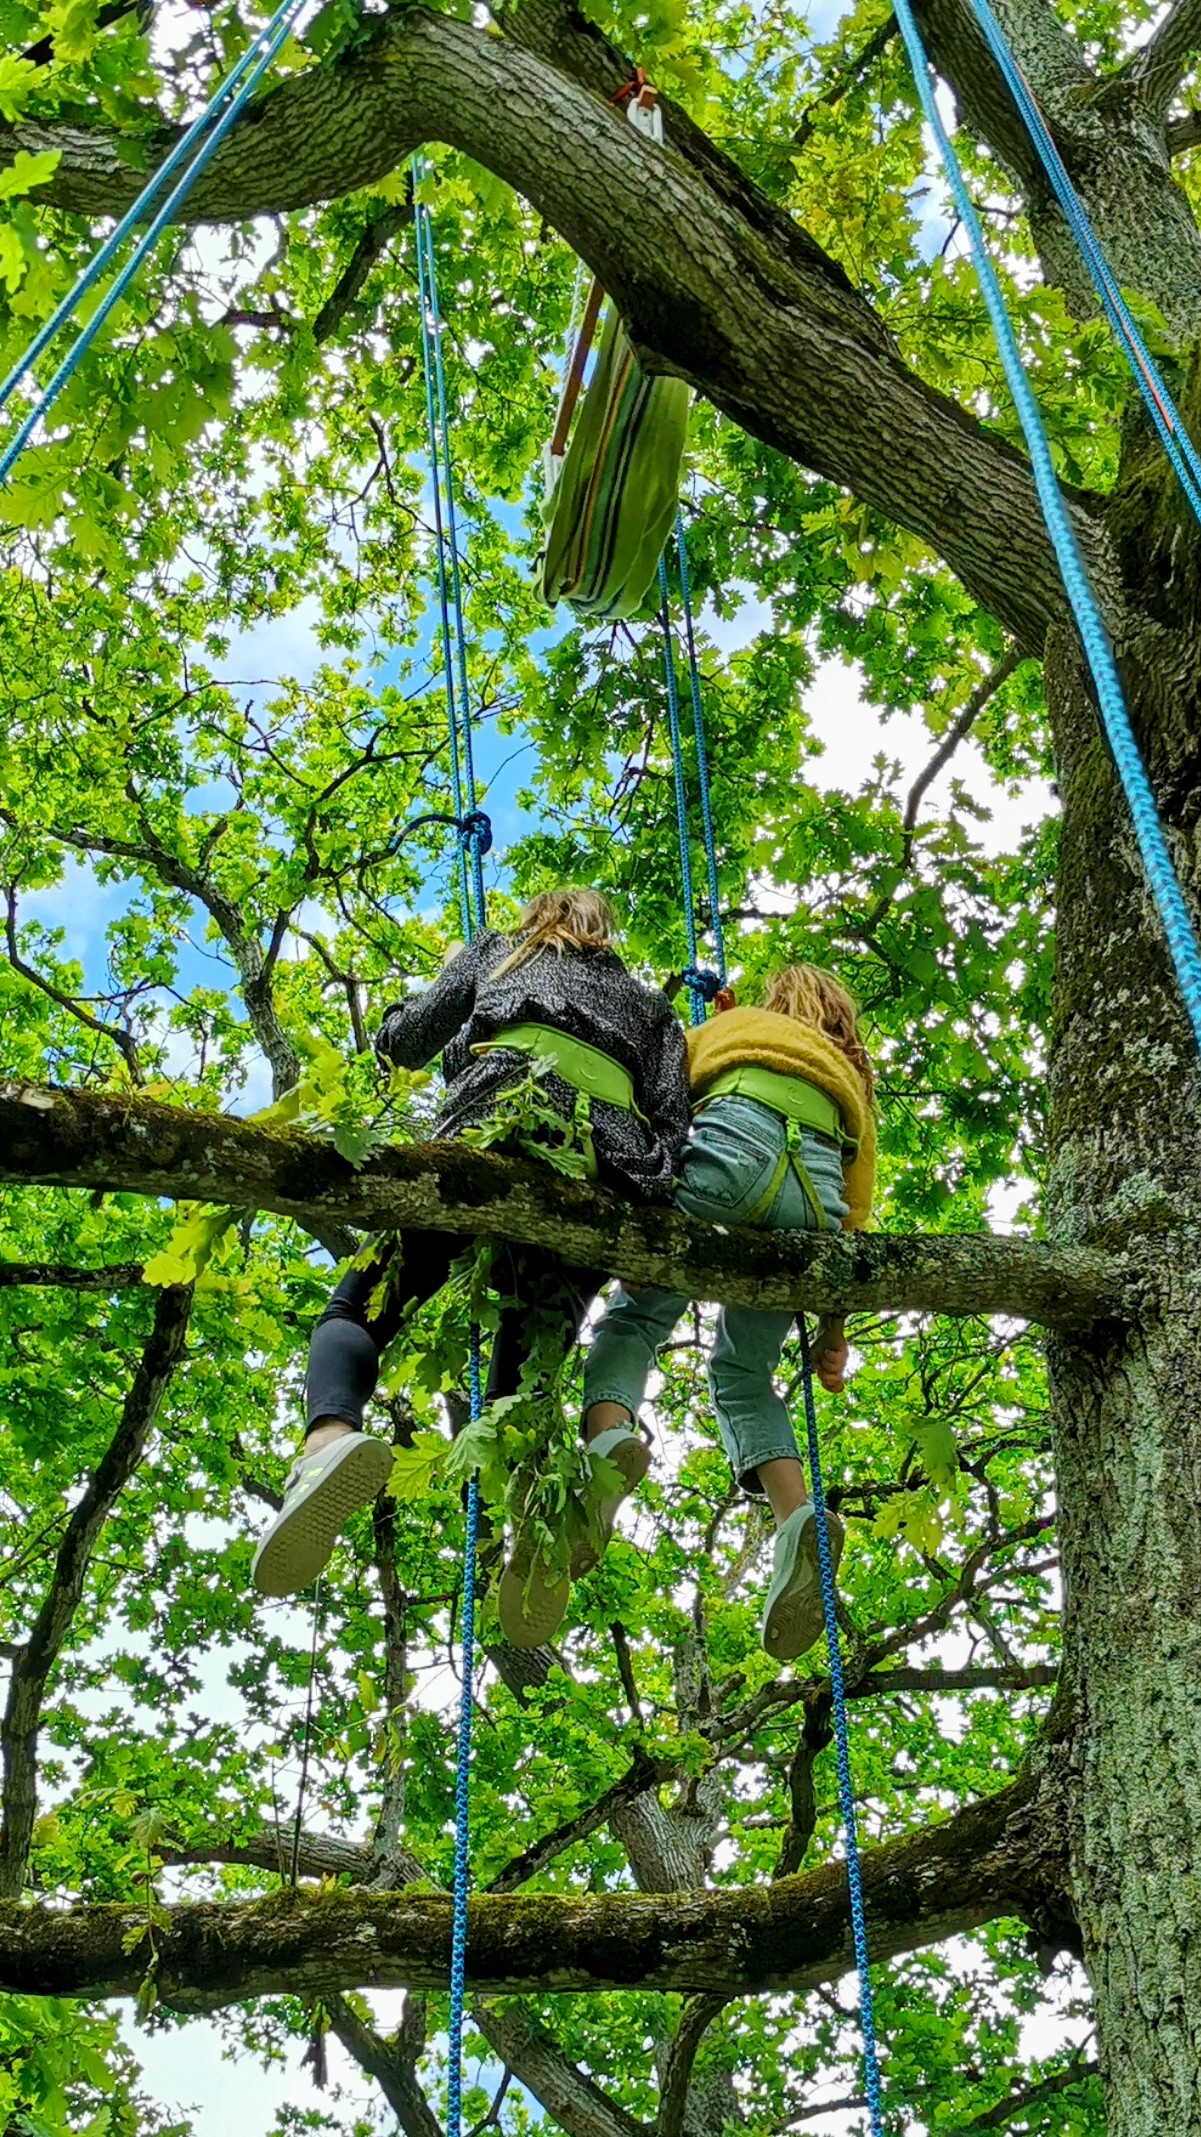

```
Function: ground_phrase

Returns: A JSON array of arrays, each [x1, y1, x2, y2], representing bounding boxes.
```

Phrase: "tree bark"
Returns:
[[0, 1080, 1130, 1325], [0, 1769, 1067, 2007]]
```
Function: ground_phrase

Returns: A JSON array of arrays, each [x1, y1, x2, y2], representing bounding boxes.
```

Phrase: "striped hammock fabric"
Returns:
[[538, 302, 690, 621]]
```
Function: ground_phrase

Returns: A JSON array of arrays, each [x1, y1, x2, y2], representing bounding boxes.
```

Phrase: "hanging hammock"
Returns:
[[537, 81, 691, 621]]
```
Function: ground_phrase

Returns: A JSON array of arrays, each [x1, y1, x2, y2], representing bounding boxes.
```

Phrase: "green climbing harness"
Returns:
[[476, 1021, 647, 1177], [697, 1066, 855, 1227]]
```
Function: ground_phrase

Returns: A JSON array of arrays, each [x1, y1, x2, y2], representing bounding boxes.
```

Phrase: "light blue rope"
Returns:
[[659, 538, 725, 1024], [413, 160, 485, 2137], [414, 156, 486, 930], [894, 0, 1201, 1059], [0, 0, 308, 431], [970, 0, 1201, 527], [0, 0, 309, 487], [800, 1334, 886, 2136]]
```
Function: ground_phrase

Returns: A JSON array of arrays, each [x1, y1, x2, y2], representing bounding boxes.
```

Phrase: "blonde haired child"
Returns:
[[578, 963, 877, 1661], [251, 889, 689, 1638]]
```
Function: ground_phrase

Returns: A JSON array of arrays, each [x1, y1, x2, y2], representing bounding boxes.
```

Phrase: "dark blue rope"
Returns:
[[673, 513, 727, 995], [0, 0, 309, 487], [800, 1333, 886, 2136], [658, 542, 724, 1024], [893, 0, 1201, 1059], [970, 0, 1201, 527], [412, 158, 485, 2137]]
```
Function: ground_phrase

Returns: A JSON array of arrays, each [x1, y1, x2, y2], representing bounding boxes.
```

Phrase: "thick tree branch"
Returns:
[[958, 2055, 1099, 2130], [1168, 106, 1201, 151], [0, 1770, 1068, 2004], [2, 7, 1090, 647], [0, 1082, 1131, 1327], [1129, 0, 1201, 115], [472, 2003, 648, 2137], [0, 1284, 192, 1897]]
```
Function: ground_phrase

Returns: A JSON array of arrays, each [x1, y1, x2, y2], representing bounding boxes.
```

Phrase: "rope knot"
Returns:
[[458, 808, 493, 857], [682, 965, 723, 1004]]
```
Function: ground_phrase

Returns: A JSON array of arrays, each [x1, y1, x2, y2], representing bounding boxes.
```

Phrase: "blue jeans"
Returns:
[[583, 1096, 847, 1495]]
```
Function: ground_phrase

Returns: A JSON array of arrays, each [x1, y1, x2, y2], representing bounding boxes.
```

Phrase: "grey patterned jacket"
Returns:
[[376, 929, 689, 1202]]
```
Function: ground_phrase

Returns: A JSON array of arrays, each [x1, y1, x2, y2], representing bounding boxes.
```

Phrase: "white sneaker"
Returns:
[[569, 1426, 651, 1580], [761, 1502, 845, 1662], [251, 1433, 394, 1597]]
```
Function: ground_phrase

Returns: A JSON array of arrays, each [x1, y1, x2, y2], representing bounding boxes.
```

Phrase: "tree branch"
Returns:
[[0, 1261, 145, 1289], [4, 886, 143, 1085], [656, 1995, 727, 2137], [472, 2002, 648, 2137], [1, 7, 1090, 647], [0, 1284, 192, 1897], [1167, 105, 1201, 151], [1129, 0, 1201, 115], [0, 1770, 1068, 2004], [313, 200, 411, 343], [0, 1082, 1132, 1328], [324, 1992, 443, 2137], [956, 2055, 1100, 2131]]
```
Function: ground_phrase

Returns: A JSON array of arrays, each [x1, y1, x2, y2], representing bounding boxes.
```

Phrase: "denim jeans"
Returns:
[[583, 1095, 848, 1495]]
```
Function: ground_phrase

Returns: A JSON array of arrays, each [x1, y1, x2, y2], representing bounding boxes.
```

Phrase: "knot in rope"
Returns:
[[458, 808, 493, 858]]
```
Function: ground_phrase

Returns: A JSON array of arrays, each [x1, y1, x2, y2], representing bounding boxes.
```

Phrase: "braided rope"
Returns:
[[800, 1336, 886, 2135], [658, 532, 725, 1023], [894, 0, 1201, 1057]]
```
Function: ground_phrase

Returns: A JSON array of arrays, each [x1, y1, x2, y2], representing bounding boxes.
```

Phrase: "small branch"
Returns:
[[793, 16, 898, 145], [313, 200, 411, 343], [773, 1691, 834, 1880], [858, 648, 1022, 938], [5, 886, 143, 1084], [956, 2057, 1100, 2131], [0, 1284, 192, 1896], [486, 1748, 672, 1893], [656, 1994, 727, 2137], [610, 1620, 646, 1728], [0, 1261, 145, 1290], [325, 1991, 443, 2137]]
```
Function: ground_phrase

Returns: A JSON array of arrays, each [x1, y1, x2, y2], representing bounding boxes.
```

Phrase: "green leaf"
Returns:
[[0, 149, 61, 202]]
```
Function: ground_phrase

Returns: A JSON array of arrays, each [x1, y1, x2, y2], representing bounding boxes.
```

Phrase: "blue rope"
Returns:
[[673, 514, 727, 994], [969, 0, 1201, 528], [893, 0, 1201, 1060], [800, 1334, 886, 2137], [412, 159, 485, 2137], [658, 539, 724, 1024], [0, 0, 309, 488]]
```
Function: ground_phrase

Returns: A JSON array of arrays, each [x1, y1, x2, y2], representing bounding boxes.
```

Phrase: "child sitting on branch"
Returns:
[[250, 889, 690, 1644], [563, 964, 876, 1663]]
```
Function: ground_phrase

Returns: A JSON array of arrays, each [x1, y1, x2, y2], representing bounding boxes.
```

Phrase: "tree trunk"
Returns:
[[1044, 590, 1201, 2133]]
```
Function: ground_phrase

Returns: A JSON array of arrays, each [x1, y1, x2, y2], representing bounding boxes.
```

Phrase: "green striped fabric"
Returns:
[[538, 302, 690, 621]]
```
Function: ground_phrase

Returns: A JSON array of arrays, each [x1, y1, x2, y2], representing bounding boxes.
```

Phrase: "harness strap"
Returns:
[[740, 1114, 831, 1227], [475, 1021, 646, 1120], [699, 1063, 856, 1152]]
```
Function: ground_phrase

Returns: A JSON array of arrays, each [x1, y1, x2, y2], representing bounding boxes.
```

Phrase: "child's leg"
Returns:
[[709, 1302, 843, 1664], [485, 1245, 603, 1404], [707, 1302, 805, 1519], [582, 1283, 688, 1437], [305, 1231, 459, 1441], [252, 1230, 460, 1599]]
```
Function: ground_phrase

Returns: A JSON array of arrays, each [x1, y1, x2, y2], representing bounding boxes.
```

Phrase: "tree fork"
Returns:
[[0, 1081, 1132, 1326]]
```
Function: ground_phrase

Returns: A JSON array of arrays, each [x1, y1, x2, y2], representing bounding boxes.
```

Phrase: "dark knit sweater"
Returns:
[[376, 929, 689, 1201]]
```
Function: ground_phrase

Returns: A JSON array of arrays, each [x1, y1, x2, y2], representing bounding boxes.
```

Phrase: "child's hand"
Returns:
[[811, 1317, 849, 1394]]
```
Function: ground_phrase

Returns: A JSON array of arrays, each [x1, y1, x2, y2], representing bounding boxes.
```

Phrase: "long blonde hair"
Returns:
[[761, 964, 875, 1104], [496, 888, 617, 977]]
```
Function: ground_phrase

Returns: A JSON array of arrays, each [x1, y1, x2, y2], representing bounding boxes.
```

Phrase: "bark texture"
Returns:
[[0, 1769, 1065, 2007], [0, 1080, 1130, 1325]]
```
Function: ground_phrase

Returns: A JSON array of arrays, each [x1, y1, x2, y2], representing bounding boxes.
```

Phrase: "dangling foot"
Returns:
[[497, 1519, 573, 1650], [761, 1502, 845, 1662], [251, 1432, 395, 1597], [569, 1426, 651, 1580]]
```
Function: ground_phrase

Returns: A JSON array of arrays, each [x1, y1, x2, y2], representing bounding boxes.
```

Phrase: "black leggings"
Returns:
[[305, 1231, 602, 1432]]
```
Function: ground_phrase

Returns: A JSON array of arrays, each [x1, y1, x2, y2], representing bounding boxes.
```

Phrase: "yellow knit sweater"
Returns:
[[686, 1007, 876, 1230]]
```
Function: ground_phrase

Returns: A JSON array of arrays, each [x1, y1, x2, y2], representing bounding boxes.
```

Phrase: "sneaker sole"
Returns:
[[496, 1550, 571, 1649], [252, 1439, 395, 1598], [763, 1512, 845, 1662], [569, 1436, 651, 1580]]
